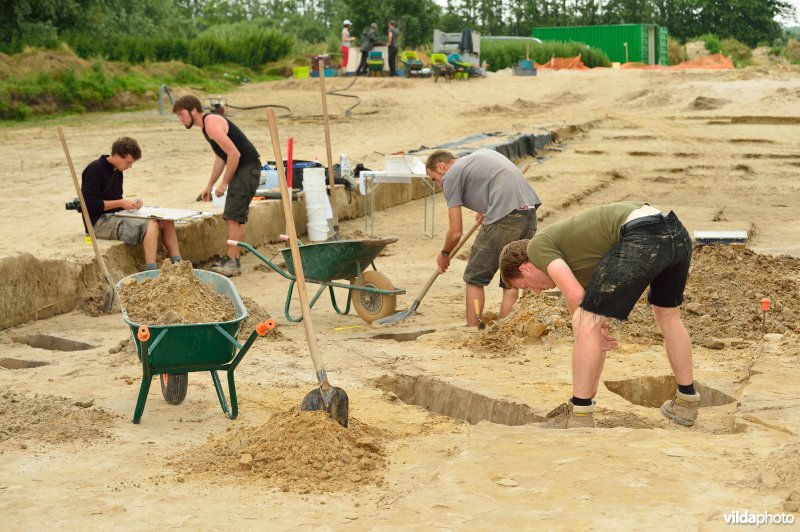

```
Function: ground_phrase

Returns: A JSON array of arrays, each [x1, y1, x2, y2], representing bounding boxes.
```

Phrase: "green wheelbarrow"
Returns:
[[232, 237, 405, 323], [117, 269, 275, 424]]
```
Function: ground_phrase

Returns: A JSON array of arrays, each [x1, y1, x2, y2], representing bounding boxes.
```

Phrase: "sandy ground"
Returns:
[[3, 66, 800, 529]]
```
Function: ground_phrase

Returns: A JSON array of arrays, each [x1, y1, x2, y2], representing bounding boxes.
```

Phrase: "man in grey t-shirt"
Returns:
[[426, 149, 542, 326]]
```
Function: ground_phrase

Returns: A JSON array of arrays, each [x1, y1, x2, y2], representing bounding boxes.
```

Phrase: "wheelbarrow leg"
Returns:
[[211, 328, 259, 419], [133, 349, 153, 424]]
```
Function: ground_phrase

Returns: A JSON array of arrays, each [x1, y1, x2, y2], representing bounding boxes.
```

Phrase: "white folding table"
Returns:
[[359, 171, 436, 238]]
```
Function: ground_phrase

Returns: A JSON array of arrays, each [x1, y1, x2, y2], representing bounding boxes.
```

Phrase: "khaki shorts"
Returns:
[[464, 209, 538, 289], [94, 214, 150, 246], [224, 160, 262, 224]]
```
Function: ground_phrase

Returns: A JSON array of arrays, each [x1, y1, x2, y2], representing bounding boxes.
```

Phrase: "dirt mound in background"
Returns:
[[689, 96, 730, 110], [0, 389, 114, 446], [468, 245, 800, 355], [172, 407, 389, 493], [119, 260, 235, 325]]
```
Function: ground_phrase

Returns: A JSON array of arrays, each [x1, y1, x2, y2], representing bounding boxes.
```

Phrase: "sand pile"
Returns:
[[0, 389, 114, 445], [762, 443, 800, 490], [172, 407, 388, 493], [468, 245, 800, 354], [119, 260, 235, 325], [239, 296, 282, 340]]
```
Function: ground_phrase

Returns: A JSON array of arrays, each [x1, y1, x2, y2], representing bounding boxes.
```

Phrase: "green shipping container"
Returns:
[[533, 24, 668, 65]]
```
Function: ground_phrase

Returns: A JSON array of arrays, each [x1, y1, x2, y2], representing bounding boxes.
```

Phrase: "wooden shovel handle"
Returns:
[[412, 220, 481, 305], [57, 127, 114, 283], [267, 108, 328, 383], [319, 59, 338, 226]]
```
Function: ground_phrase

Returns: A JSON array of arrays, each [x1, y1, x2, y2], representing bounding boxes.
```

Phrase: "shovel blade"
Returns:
[[375, 308, 415, 326], [102, 286, 118, 314], [301, 387, 349, 428]]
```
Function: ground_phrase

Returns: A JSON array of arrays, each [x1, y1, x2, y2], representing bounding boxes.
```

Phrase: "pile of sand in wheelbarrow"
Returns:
[[170, 407, 389, 494], [119, 260, 235, 325]]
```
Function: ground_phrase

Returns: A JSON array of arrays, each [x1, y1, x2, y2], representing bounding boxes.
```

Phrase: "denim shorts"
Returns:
[[94, 214, 149, 246], [224, 159, 262, 224], [580, 211, 692, 320], [464, 209, 538, 288]]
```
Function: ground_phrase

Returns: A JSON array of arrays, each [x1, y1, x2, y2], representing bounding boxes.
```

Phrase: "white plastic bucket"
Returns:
[[303, 168, 330, 241]]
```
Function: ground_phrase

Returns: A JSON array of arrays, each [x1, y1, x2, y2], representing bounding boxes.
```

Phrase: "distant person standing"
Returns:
[[387, 20, 400, 76], [356, 22, 379, 76], [172, 94, 261, 277], [341, 20, 355, 73]]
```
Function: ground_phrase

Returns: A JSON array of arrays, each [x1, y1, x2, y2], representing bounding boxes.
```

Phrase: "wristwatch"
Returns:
[[441, 250, 450, 257]]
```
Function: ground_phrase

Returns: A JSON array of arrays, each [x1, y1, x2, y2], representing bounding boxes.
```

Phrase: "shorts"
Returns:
[[94, 214, 149, 246], [580, 211, 692, 320], [464, 209, 538, 289], [224, 160, 262, 224]]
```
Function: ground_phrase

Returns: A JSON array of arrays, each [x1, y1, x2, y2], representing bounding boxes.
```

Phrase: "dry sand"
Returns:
[[3, 66, 800, 528]]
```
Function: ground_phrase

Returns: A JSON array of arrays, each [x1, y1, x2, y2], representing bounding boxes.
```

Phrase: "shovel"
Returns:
[[375, 219, 481, 326], [57, 127, 117, 313], [319, 59, 339, 236], [266, 107, 349, 428]]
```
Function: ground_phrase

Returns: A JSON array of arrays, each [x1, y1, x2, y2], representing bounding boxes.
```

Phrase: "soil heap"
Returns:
[[172, 407, 388, 494], [467, 245, 800, 355], [0, 389, 114, 445]]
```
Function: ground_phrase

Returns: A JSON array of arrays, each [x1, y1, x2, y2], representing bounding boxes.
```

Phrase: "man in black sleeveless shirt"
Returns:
[[173, 94, 261, 277]]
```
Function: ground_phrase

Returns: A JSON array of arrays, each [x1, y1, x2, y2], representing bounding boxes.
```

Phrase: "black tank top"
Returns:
[[202, 113, 260, 165]]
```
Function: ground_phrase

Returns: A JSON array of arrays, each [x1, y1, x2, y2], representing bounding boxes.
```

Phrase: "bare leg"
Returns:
[[465, 283, 484, 327], [499, 287, 519, 318], [653, 305, 693, 385], [571, 309, 608, 399], [142, 220, 159, 264], [226, 219, 246, 259], [159, 220, 180, 258]]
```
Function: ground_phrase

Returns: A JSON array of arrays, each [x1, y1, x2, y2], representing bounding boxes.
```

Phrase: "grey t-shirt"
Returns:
[[442, 149, 541, 225]]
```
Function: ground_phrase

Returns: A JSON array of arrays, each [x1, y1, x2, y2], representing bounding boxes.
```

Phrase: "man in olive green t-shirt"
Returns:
[[499, 202, 698, 429]]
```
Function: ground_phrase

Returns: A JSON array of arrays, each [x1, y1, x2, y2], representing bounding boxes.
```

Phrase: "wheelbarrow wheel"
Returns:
[[351, 271, 397, 323], [160, 373, 188, 405]]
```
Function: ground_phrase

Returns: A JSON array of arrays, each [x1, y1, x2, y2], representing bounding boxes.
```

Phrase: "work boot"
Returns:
[[534, 400, 595, 429], [661, 390, 701, 426], [211, 258, 241, 277]]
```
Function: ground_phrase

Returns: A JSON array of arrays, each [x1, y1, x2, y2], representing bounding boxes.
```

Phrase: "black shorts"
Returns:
[[580, 211, 692, 320], [224, 160, 261, 224], [464, 209, 538, 289]]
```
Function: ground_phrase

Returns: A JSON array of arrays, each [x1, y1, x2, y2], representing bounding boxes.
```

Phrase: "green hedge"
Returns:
[[481, 39, 611, 70], [64, 29, 293, 69]]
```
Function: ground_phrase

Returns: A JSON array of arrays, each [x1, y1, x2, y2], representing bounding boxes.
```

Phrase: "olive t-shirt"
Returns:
[[526, 201, 643, 287]]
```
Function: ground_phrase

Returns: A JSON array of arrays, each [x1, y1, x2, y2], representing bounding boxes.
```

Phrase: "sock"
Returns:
[[570, 396, 593, 407], [170, 255, 182, 264], [235, 258, 241, 267], [678, 383, 696, 395], [145, 263, 158, 271]]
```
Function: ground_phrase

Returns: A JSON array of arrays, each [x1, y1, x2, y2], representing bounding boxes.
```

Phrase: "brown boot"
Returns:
[[535, 401, 595, 429], [661, 390, 700, 426]]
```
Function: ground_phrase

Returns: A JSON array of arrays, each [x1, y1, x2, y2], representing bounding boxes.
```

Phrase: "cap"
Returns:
[[343, 19, 352, 26], [370, 22, 378, 29]]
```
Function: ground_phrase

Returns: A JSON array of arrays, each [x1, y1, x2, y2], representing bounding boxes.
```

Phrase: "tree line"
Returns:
[[2, 0, 795, 54]]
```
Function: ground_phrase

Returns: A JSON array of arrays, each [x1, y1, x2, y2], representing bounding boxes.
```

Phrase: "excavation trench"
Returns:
[[12, 334, 96, 352], [604, 375, 736, 408], [376, 374, 545, 426], [0, 357, 50, 370]]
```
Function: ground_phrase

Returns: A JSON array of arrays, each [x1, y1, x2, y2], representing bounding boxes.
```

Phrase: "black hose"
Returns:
[[326, 76, 362, 117], [226, 103, 292, 117]]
